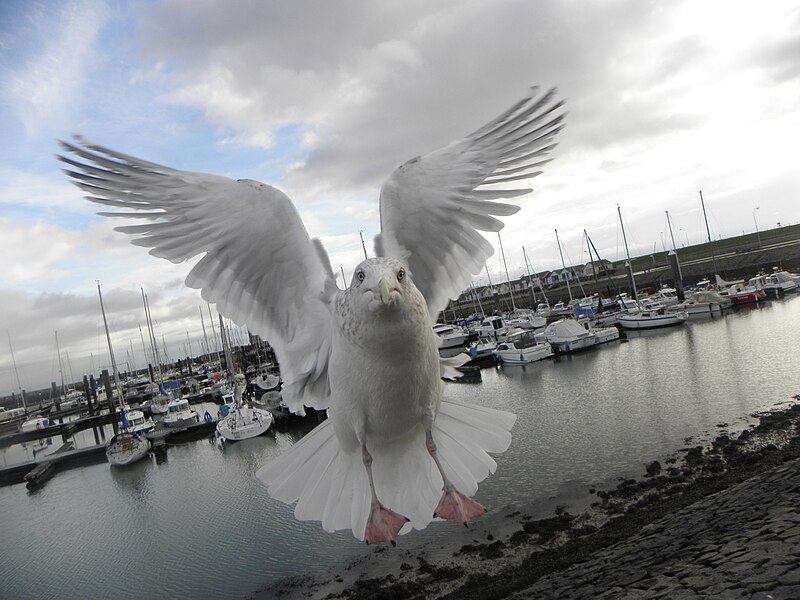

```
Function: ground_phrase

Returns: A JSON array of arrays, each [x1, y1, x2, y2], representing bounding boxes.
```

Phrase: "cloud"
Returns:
[[1, 0, 110, 139]]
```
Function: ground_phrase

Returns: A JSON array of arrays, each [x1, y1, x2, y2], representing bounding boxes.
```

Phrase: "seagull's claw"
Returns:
[[364, 502, 409, 545], [433, 487, 486, 523]]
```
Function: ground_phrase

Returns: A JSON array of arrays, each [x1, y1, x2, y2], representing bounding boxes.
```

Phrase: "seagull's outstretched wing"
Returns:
[[58, 137, 334, 414], [375, 87, 565, 321]]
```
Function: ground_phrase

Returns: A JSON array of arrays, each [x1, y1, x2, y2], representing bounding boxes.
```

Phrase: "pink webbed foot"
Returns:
[[364, 502, 409, 545], [434, 486, 487, 524]]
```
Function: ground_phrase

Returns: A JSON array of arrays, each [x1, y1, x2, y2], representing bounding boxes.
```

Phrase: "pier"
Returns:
[[0, 419, 219, 487]]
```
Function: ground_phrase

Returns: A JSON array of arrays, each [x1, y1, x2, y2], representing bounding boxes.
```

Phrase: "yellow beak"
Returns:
[[379, 278, 394, 305]]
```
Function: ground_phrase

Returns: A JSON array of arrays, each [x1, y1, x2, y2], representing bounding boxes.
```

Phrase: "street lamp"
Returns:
[[753, 206, 761, 249]]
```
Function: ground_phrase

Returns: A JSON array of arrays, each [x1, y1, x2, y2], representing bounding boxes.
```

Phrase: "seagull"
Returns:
[[58, 86, 565, 543]]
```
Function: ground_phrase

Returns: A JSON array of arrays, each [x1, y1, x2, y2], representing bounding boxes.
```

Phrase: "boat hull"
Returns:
[[107, 432, 149, 467], [617, 313, 687, 329], [216, 407, 273, 442], [494, 344, 553, 365]]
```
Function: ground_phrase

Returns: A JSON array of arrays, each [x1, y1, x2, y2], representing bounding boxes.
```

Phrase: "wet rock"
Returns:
[[646, 460, 662, 477]]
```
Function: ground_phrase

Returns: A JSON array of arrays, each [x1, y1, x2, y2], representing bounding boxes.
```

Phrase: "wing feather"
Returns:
[[59, 137, 334, 413], [376, 87, 565, 320]]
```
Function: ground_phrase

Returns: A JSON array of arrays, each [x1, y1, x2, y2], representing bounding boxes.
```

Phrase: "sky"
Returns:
[[1, 0, 799, 395]]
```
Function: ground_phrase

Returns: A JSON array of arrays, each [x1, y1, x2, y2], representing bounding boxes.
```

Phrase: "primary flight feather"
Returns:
[[58, 86, 565, 543]]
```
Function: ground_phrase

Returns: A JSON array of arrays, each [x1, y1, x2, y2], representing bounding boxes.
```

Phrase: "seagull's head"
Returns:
[[348, 257, 418, 315]]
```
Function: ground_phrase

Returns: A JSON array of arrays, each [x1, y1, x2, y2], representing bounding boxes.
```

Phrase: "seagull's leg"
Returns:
[[362, 443, 409, 545], [426, 429, 486, 524]]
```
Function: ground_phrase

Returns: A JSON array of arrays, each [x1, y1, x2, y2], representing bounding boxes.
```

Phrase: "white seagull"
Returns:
[[58, 86, 565, 544]]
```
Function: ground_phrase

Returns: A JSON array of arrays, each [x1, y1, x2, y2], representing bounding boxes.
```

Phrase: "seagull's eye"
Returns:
[[356, 271, 365, 282], [397, 268, 405, 281]]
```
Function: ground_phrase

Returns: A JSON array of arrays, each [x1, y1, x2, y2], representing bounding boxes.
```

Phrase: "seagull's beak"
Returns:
[[379, 278, 396, 305]]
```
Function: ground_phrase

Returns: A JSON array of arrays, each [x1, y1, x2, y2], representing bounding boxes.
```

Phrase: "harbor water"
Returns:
[[1, 296, 799, 600]]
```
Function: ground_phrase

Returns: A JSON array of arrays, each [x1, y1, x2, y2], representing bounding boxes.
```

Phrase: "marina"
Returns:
[[1, 293, 798, 599]]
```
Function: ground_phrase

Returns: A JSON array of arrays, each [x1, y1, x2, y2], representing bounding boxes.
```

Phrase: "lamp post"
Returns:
[[753, 206, 761, 249]]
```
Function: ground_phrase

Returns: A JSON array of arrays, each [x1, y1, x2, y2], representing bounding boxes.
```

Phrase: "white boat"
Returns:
[[252, 373, 281, 391], [750, 273, 798, 296], [538, 319, 597, 353], [474, 315, 509, 340], [20, 416, 50, 432], [549, 301, 575, 317], [617, 307, 688, 329], [0, 407, 27, 423], [162, 398, 199, 428], [770, 267, 800, 287], [124, 409, 155, 435], [669, 290, 731, 315], [578, 322, 620, 344], [646, 286, 680, 307], [432, 324, 468, 349], [216, 402, 273, 442], [97, 282, 151, 468], [505, 312, 547, 331], [493, 330, 553, 365], [106, 431, 150, 466]]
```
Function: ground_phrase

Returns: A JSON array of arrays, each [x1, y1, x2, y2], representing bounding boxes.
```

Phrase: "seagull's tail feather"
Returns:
[[256, 419, 371, 539], [257, 399, 516, 541]]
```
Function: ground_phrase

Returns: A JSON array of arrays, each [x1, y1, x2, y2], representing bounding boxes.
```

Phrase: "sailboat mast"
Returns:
[[497, 232, 516, 312], [97, 282, 125, 412], [617, 205, 638, 303], [219, 315, 235, 373], [555, 229, 574, 302], [55, 331, 66, 397], [699, 190, 719, 277], [521, 246, 538, 305], [7, 332, 26, 411], [666, 210, 678, 250], [142, 288, 162, 383]]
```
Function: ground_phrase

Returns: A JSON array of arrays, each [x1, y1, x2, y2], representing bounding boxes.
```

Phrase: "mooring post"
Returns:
[[82, 375, 93, 414], [88, 374, 98, 415], [667, 250, 685, 302], [102, 369, 118, 435]]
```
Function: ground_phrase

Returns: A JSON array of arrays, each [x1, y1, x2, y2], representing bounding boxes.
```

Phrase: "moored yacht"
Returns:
[[537, 319, 597, 352], [162, 398, 199, 428], [493, 330, 553, 364]]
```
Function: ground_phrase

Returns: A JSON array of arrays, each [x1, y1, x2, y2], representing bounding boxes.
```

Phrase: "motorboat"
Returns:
[[106, 431, 149, 466], [537, 319, 597, 353], [162, 398, 199, 428], [617, 307, 688, 329], [20, 416, 50, 432], [750, 273, 798, 296], [549, 301, 575, 318], [646, 286, 681, 307], [669, 290, 731, 315], [505, 312, 547, 331], [473, 315, 509, 340], [432, 323, 468, 349], [720, 283, 766, 305], [577, 320, 620, 344], [124, 409, 155, 435], [493, 330, 553, 365], [0, 407, 26, 423]]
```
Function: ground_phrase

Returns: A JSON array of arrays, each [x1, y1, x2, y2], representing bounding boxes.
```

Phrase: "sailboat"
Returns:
[[215, 316, 273, 442], [98, 282, 151, 467], [613, 207, 688, 330]]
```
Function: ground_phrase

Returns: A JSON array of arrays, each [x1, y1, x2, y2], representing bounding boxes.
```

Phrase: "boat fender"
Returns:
[[204, 411, 213, 423]]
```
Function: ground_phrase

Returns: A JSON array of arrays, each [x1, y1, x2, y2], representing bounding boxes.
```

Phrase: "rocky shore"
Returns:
[[253, 397, 800, 600]]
